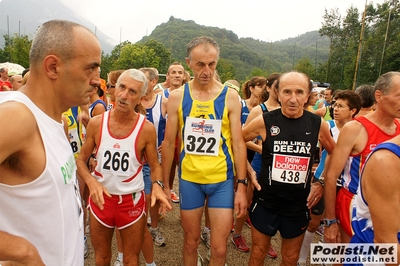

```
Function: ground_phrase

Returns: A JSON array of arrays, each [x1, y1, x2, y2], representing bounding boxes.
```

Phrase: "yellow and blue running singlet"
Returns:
[[178, 83, 235, 184], [63, 106, 83, 159]]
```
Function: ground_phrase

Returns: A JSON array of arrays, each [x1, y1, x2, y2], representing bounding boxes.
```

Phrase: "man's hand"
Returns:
[[87, 156, 97, 173], [87, 180, 111, 210], [324, 223, 341, 243], [249, 170, 261, 191], [234, 186, 248, 218], [151, 184, 172, 216], [307, 182, 323, 209]]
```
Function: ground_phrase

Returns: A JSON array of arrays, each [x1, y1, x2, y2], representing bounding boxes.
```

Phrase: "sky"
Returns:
[[60, 0, 385, 45]]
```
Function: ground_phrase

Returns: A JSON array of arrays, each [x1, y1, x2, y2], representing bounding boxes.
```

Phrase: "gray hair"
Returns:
[[374, 71, 400, 95], [355, 84, 375, 107], [117, 69, 148, 97], [30, 20, 94, 68], [139, 67, 157, 82], [186, 36, 220, 60]]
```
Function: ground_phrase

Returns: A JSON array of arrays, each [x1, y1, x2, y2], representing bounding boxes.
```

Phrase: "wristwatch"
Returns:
[[323, 218, 338, 227], [153, 180, 165, 189], [318, 179, 324, 187], [237, 179, 248, 186]]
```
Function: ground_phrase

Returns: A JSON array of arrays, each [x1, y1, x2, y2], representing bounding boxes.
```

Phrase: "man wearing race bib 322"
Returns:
[[161, 36, 248, 266], [243, 71, 335, 266]]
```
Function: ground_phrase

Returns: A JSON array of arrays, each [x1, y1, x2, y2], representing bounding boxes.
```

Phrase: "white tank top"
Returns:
[[93, 111, 146, 195], [0, 92, 84, 266]]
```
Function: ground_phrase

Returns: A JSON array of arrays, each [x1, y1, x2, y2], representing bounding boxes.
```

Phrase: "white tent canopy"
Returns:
[[0, 62, 26, 75]]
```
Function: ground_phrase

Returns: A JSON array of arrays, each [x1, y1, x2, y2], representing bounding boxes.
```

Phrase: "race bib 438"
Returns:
[[271, 154, 310, 184]]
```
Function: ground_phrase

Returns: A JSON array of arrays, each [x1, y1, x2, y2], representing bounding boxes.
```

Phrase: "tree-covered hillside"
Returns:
[[1, 0, 398, 88], [140, 16, 330, 81]]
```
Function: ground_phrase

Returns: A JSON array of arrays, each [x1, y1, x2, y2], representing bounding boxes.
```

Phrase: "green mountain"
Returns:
[[140, 16, 330, 81]]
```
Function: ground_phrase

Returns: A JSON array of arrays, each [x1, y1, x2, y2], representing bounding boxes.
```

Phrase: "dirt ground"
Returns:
[[84, 175, 322, 266]]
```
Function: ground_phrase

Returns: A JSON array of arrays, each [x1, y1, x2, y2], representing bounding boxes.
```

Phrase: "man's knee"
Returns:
[[249, 246, 268, 266], [123, 255, 139, 266], [210, 245, 227, 259], [251, 242, 269, 258], [281, 246, 301, 266], [184, 234, 201, 252], [95, 253, 112, 266]]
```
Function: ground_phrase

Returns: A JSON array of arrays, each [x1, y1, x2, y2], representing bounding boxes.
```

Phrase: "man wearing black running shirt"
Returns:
[[243, 71, 335, 266]]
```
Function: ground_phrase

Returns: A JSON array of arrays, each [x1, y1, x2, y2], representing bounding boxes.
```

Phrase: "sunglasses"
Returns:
[[107, 84, 115, 89]]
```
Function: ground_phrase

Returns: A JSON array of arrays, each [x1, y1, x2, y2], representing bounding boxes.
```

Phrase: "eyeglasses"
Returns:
[[107, 84, 115, 89], [332, 103, 349, 109]]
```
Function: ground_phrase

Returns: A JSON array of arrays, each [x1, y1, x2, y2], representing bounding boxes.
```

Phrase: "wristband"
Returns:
[[153, 180, 165, 189]]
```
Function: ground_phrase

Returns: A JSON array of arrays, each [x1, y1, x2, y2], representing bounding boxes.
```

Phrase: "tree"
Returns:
[[319, 8, 342, 81], [250, 68, 267, 78], [216, 58, 237, 83], [142, 39, 172, 74], [100, 41, 132, 79], [295, 57, 314, 77], [0, 34, 31, 68], [114, 43, 159, 70]]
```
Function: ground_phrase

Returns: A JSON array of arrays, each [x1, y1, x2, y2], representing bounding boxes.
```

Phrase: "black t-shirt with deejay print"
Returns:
[[254, 109, 321, 217]]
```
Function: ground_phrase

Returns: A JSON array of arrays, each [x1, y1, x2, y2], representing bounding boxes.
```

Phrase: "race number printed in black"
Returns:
[[184, 117, 221, 156], [271, 154, 310, 184], [102, 148, 131, 176]]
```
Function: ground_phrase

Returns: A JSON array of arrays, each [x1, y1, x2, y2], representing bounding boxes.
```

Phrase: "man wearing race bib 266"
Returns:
[[76, 69, 172, 266]]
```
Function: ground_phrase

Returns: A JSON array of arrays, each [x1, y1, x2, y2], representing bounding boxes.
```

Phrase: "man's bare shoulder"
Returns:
[[226, 87, 240, 98], [170, 86, 184, 96], [140, 119, 157, 146], [337, 119, 369, 154], [0, 101, 45, 184], [0, 101, 37, 135], [87, 113, 103, 127], [341, 119, 366, 134], [363, 147, 400, 195]]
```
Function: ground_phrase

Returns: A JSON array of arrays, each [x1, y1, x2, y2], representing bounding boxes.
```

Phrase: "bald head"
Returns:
[[10, 74, 23, 90], [277, 71, 312, 93], [29, 20, 99, 71]]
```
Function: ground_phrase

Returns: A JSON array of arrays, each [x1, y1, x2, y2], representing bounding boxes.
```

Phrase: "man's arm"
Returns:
[[243, 105, 264, 153], [363, 149, 400, 264], [318, 119, 335, 154], [314, 107, 327, 118], [0, 103, 45, 264], [306, 120, 335, 209], [0, 232, 45, 265], [242, 115, 266, 143], [92, 103, 106, 117], [76, 116, 111, 210], [0, 103, 34, 166], [161, 89, 181, 196], [1, 82, 12, 91], [323, 121, 361, 243], [245, 140, 262, 154], [243, 105, 262, 127], [79, 104, 90, 128], [142, 121, 172, 215], [227, 89, 248, 218], [161, 95, 168, 118]]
